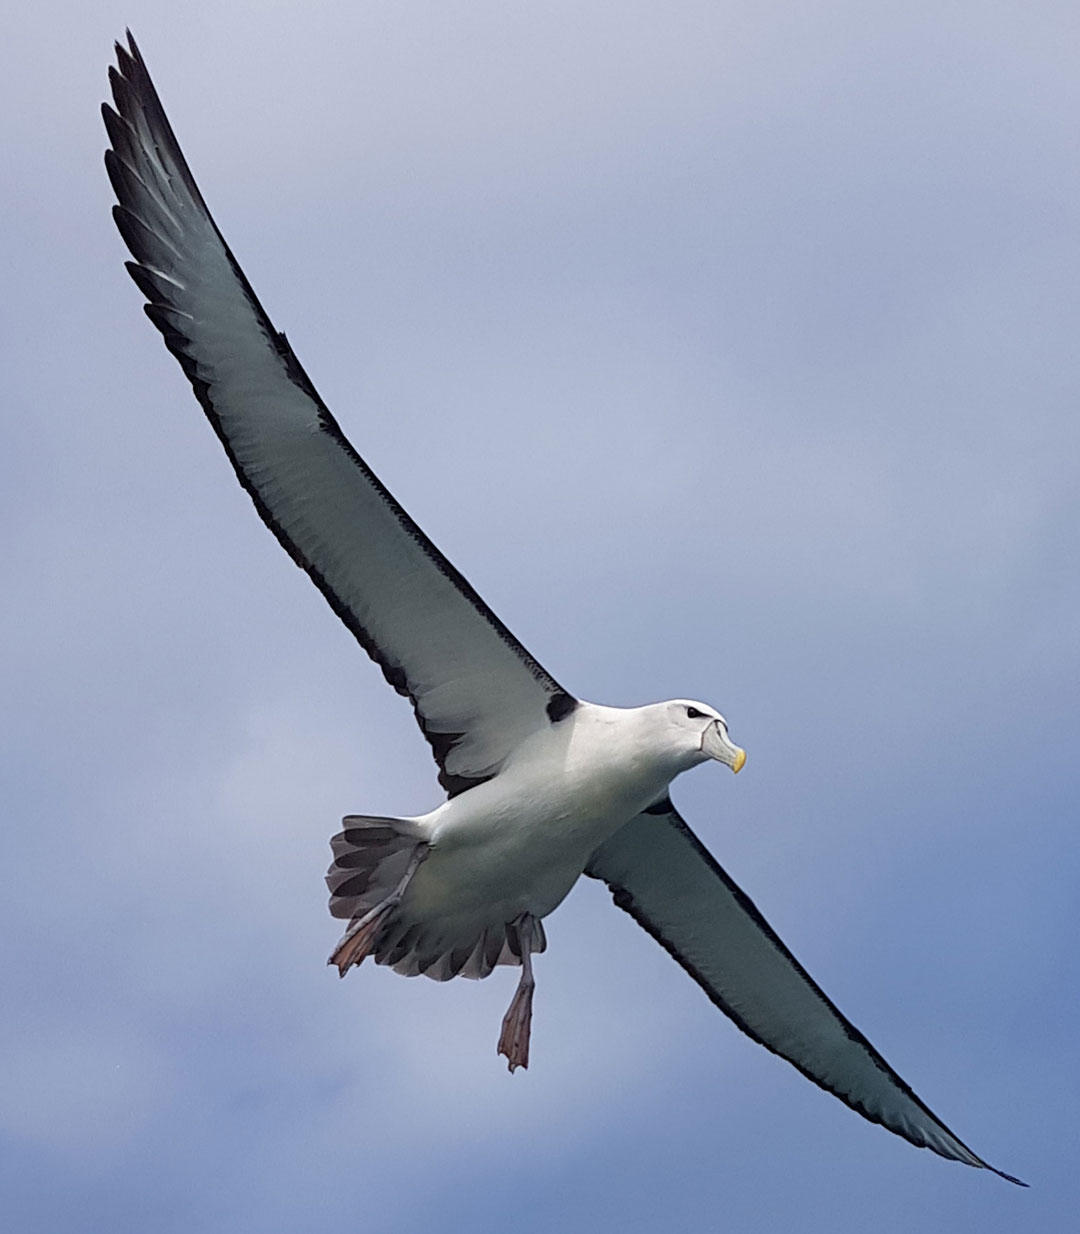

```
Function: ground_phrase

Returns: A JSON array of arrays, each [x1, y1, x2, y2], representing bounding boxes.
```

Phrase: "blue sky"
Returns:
[[3, 2, 1078, 1230]]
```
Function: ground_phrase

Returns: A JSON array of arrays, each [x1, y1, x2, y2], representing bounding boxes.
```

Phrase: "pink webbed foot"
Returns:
[[497, 977, 535, 1072], [329, 903, 394, 976], [496, 915, 537, 1072]]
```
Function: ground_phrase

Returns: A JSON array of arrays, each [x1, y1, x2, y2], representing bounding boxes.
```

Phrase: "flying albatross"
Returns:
[[103, 32, 1022, 1184]]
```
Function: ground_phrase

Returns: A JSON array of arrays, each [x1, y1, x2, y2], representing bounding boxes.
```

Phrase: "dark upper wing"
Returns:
[[586, 802, 1023, 1184], [103, 33, 575, 796]]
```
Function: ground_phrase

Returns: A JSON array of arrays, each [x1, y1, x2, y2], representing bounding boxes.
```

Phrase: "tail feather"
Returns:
[[326, 814, 546, 982], [326, 814, 425, 923], [383, 919, 546, 981]]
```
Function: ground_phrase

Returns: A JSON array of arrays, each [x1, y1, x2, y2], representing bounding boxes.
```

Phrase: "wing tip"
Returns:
[[983, 1161, 1028, 1188], [114, 29, 144, 75], [929, 1138, 1026, 1187]]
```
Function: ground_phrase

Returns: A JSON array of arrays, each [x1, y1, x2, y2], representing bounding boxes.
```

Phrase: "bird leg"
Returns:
[[497, 914, 537, 1073], [328, 843, 429, 976]]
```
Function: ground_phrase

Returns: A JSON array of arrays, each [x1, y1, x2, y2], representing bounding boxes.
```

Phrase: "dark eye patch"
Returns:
[[686, 706, 704, 719]]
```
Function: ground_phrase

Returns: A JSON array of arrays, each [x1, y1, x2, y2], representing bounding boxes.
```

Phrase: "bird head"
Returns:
[[658, 700, 746, 774]]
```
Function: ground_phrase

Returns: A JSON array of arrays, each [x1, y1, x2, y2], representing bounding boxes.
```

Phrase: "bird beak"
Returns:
[[701, 720, 746, 773]]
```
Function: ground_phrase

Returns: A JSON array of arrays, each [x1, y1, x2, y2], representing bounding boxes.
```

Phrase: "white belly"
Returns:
[[405, 713, 671, 926], [360, 701, 693, 981]]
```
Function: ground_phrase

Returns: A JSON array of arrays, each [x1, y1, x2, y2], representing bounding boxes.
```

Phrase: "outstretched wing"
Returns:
[[103, 33, 575, 796], [586, 801, 1023, 1184]]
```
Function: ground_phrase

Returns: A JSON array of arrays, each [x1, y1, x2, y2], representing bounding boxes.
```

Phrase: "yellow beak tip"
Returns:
[[732, 748, 746, 774]]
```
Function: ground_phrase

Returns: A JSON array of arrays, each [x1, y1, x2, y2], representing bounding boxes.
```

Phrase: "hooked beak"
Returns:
[[701, 720, 746, 773]]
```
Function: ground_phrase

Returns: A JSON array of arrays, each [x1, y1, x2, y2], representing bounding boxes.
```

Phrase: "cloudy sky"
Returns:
[[3, 2, 1078, 1229]]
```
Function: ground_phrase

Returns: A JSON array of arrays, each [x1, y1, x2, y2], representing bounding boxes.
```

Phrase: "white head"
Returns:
[[644, 699, 746, 776]]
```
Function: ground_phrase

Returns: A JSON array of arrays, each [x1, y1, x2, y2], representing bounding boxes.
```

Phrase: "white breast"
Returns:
[[410, 702, 675, 922]]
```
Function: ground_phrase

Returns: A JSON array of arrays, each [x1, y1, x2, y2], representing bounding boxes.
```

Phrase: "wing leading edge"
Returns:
[[586, 803, 1024, 1185], [103, 33, 575, 795]]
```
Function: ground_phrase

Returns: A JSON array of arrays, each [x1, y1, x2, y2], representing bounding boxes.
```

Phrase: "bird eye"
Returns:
[[686, 706, 703, 719]]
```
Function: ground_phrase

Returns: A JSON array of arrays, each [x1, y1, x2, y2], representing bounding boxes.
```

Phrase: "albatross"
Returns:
[[103, 32, 1022, 1184]]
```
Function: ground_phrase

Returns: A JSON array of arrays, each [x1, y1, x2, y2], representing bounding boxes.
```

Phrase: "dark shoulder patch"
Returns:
[[546, 692, 577, 723], [643, 796, 673, 816]]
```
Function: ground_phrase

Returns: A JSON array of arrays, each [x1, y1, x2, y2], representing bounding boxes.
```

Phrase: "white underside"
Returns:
[[380, 701, 692, 974]]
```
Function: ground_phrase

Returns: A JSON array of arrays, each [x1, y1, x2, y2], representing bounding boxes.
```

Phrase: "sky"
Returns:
[[3, 1, 1078, 1230]]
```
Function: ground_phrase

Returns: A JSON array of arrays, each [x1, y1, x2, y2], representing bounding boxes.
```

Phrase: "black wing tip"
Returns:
[[110, 30, 151, 101], [114, 29, 144, 74], [105, 30, 211, 216], [984, 1163, 1028, 1187], [107, 32, 165, 140]]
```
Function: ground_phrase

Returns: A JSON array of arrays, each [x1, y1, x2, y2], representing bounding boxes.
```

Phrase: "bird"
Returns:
[[103, 31, 1022, 1184]]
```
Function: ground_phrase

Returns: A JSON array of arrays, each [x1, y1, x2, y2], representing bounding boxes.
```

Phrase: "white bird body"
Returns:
[[103, 31, 1022, 1184], [409, 702, 710, 939]]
